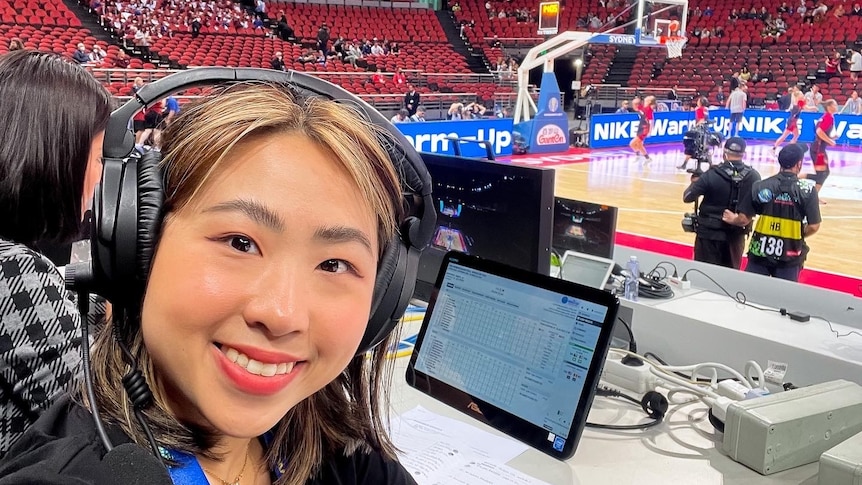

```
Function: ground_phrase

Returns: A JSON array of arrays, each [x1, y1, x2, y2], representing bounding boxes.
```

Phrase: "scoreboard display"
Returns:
[[538, 1, 560, 35]]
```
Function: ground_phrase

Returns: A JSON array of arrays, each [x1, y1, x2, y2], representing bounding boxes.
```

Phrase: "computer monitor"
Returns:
[[560, 250, 615, 290], [553, 197, 618, 259], [413, 153, 555, 302]]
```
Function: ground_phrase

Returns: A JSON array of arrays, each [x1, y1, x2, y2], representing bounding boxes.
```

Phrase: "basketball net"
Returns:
[[663, 35, 687, 59]]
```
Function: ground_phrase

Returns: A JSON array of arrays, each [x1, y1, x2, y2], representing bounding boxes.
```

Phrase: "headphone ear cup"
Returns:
[[359, 233, 411, 354], [641, 391, 669, 420], [135, 151, 165, 296]]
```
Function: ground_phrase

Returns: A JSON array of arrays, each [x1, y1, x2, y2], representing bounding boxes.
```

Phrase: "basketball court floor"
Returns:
[[503, 140, 862, 281]]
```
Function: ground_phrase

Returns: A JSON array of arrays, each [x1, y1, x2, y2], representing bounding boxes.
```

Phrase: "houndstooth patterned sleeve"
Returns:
[[0, 240, 90, 456]]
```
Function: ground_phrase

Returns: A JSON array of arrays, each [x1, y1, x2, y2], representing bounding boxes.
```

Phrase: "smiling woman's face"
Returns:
[[140, 133, 379, 440]]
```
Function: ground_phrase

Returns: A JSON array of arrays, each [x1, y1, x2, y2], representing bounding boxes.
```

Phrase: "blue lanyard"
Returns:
[[159, 434, 283, 484]]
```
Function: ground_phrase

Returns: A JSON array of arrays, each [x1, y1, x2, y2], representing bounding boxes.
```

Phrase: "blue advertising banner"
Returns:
[[395, 119, 514, 157], [589, 109, 862, 148]]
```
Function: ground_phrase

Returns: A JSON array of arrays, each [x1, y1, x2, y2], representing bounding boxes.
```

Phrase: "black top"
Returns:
[[0, 397, 417, 485], [683, 162, 761, 240], [742, 172, 821, 267]]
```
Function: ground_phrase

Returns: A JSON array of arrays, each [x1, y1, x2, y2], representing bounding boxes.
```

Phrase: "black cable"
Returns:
[[617, 316, 637, 354], [811, 314, 862, 339], [78, 291, 113, 452], [587, 388, 664, 430], [653, 261, 680, 278], [681, 268, 781, 313], [638, 275, 674, 299]]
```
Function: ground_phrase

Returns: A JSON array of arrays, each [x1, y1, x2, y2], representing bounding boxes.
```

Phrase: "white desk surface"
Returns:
[[389, 358, 820, 485]]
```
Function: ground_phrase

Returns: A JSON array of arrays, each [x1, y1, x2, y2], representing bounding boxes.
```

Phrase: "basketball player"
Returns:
[[629, 96, 655, 161], [773, 87, 804, 153], [803, 98, 838, 199]]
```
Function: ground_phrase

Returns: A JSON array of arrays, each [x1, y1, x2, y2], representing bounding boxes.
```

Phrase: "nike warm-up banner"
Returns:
[[589, 109, 862, 148]]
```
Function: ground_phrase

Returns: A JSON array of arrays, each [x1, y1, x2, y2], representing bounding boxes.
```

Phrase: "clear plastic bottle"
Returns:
[[624, 256, 640, 302]]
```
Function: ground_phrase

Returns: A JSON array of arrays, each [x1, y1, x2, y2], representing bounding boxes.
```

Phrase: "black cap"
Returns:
[[724, 137, 746, 154], [778, 143, 806, 168]]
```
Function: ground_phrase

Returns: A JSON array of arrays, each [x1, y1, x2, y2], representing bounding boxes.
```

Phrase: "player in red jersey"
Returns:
[[803, 99, 838, 199], [773, 87, 804, 153], [629, 95, 655, 161]]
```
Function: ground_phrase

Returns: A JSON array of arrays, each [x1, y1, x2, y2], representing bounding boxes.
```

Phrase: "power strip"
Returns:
[[722, 380, 862, 475], [600, 356, 658, 395], [666, 276, 691, 290]]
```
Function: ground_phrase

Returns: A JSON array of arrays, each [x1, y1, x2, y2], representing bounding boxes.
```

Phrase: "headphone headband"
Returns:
[[90, 67, 435, 353]]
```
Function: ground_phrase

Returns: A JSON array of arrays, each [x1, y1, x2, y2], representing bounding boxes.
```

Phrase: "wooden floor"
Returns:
[[517, 141, 862, 278]]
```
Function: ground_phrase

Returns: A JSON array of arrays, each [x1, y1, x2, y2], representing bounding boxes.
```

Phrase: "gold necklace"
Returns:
[[201, 447, 250, 485]]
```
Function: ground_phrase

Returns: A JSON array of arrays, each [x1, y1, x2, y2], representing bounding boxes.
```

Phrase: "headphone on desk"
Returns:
[[79, 67, 436, 355]]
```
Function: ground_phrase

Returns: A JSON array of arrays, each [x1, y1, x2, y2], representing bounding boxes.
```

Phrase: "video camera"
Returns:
[[682, 125, 722, 173], [680, 125, 722, 233]]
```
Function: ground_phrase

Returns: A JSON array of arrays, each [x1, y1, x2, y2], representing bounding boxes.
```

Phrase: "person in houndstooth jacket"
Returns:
[[0, 50, 111, 456]]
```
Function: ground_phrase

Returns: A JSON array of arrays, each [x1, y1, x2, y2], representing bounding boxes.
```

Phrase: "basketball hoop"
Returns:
[[664, 36, 687, 59]]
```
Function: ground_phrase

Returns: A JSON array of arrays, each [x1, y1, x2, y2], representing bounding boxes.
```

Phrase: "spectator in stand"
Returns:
[[392, 68, 407, 89], [404, 84, 421, 117], [276, 13, 293, 41], [390, 42, 400, 55], [850, 48, 862, 81], [191, 16, 202, 38], [254, 0, 265, 17], [270, 51, 285, 71], [716, 85, 727, 104], [739, 66, 752, 83], [296, 48, 316, 64], [804, 84, 824, 112], [372, 68, 387, 85], [89, 45, 106, 65], [667, 84, 679, 100], [853, 3, 862, 15], [7, 38, 23, 51], [616, 100, 631, 113], [410, 106, 427, 122], [72, 43, 90, 64], [778, 1, 791, 13], [729, 8, 739, 21], [446, 102, 463, 120], [841, 91, 862, 115], [134, 27, 151, 61], [825, 52, 842, 78], [163, 96, 180, 127], [834, 3, 846, 18], [390, 108, 409, 123], [344, 41, 362, 67], [114, 49, 130, 68], [370, 41, 385, 56], [317, 23, 330, 55], [704, 6, 713, 16]]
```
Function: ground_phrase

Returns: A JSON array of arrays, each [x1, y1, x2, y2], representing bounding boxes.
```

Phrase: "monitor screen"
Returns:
[[407, 252, 619, 459], [560, 251, 614, 289], [553, 197, 618, 259], [413, 154, 555, 302]]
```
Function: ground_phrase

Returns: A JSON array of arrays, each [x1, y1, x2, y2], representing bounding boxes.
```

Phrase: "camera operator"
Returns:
[[722, 144, 821, 281], [683, 137, 761, 269]]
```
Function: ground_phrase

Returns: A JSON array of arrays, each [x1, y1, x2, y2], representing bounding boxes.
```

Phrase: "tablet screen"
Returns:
[[407, 252, 618, 460]]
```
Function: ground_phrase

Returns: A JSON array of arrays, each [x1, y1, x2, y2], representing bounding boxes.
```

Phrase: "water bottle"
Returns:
[[624, 256, 640, 302]]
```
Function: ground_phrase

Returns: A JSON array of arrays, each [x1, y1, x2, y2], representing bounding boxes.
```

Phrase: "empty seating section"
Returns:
[[272, 3, 446, 43], [0, 0, 81, 27], [582, 44, 614, 86]]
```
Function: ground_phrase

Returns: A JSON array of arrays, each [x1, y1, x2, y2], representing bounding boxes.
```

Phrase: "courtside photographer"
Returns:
[[682, 137, 761, 269]]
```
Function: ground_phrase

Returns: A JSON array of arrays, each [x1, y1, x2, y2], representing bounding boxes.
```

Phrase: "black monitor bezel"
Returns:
[[406, 251, 620, 461], [413, 153, 555, 302]]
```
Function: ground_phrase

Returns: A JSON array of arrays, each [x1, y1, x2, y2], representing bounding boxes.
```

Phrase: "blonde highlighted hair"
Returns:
[[86, 82, 405, 484]]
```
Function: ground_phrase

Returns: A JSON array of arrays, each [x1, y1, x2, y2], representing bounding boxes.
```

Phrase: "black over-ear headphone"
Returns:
[[78, 67, 435, 355]]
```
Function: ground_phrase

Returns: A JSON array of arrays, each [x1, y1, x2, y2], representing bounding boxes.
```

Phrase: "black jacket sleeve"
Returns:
[[311, 449, 417, 485]]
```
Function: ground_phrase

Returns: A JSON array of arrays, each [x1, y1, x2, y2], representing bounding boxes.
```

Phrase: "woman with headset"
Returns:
[[0, 82, 418, 484], [0, 50, 111, 457]]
